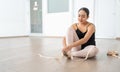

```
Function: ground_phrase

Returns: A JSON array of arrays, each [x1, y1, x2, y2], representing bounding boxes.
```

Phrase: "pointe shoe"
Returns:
[[67, 51, 73, 60], [63, 51, 71, 59], [62, 51, 73, 60], [107, 50, 119, 56]]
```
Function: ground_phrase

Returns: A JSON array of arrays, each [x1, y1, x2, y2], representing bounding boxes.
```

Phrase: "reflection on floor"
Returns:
[[0, 37, 120, 72]]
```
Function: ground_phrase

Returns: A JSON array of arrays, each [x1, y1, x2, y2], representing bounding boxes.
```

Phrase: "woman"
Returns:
[[62, 7, 98, 59]]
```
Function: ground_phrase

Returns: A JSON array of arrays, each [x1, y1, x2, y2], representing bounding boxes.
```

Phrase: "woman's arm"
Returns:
[[63, 37, 67, 47], [68, 24, 95, 49]]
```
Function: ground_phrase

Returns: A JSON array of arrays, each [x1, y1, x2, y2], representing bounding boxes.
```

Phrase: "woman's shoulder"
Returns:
[[87, 22, 95, 31], [88, 22, 95, 26], [71, 23, 78, 30], [87, 22, 95, 28]]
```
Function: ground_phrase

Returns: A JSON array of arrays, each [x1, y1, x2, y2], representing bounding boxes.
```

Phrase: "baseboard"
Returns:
[[0, 35, 29, 39], [30, 36, 64, 38]]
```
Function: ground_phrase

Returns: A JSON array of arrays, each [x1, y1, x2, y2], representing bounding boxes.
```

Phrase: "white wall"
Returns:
[[95, 0, 117, 38], [116, 0, 120, 37], [43, 13, 72, 36], [0, 0, 30, 37]]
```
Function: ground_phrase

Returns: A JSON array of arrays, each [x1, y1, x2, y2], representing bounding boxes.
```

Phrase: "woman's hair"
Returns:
[[78, 7, 89, 17]]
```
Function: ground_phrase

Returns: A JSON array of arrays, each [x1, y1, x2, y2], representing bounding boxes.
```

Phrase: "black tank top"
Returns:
[[75, 24, 96, 50]]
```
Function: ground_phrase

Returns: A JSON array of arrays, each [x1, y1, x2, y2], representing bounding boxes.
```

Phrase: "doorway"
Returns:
[[30, 0, 42, 33]]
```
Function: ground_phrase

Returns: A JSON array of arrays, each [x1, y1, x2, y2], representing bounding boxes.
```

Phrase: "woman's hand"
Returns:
[[62, 46, 71, 53]]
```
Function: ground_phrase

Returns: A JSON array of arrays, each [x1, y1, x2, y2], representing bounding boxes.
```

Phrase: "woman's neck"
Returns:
[[78, 21, 88, 26]]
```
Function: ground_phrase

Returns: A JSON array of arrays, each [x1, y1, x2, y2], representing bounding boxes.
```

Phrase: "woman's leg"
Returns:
[[71, 45, 99, 58], [65, 27, 81, 51]]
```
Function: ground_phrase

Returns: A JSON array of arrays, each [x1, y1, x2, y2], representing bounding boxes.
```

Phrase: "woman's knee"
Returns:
[[89, 47, 99, 57]]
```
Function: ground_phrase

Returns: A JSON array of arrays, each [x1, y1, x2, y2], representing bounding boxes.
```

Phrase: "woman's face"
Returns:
[[78, 10, 88, 24]]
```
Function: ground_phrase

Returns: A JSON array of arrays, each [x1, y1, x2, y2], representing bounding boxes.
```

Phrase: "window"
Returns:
[[47, 0, 69, 13]]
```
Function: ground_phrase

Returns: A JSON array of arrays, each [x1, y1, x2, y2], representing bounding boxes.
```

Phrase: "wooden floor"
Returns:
[[0, 37, 120, 72]]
